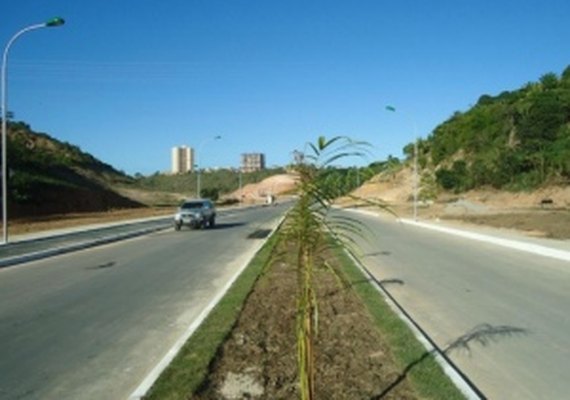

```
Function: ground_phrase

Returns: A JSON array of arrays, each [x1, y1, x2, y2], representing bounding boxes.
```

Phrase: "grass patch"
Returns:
[[144, 231, 281, 400], [331, 241, 466, 399]]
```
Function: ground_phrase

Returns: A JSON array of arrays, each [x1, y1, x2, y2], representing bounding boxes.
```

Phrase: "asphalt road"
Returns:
[[0, 218, 172, 267], [0, 204, 289, 400], [345, 210, 570, 400]]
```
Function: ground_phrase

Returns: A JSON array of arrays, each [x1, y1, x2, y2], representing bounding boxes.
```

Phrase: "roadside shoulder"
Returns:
[[346, 208, 570, 263]]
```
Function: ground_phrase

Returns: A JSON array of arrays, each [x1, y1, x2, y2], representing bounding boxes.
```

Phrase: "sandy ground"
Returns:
[[343, 168, 570, 239], [225, 174, 298, 204]]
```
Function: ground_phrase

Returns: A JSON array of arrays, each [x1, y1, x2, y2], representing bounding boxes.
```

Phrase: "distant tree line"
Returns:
[[319, 157, 402, 199], [134, 167, 287, 199]]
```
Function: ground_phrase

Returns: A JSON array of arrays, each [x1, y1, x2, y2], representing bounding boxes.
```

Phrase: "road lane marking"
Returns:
[[128, 214, 287, 399]]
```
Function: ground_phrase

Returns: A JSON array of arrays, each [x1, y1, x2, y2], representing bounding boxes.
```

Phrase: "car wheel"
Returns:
[[209, 216, 215, 228], [174, 222, 181, 231]]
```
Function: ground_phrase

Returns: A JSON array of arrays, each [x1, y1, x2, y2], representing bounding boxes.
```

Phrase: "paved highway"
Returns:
[[0, 218, 171, 267], [0, 204, 288, 400], [345, 210, 570, 400]]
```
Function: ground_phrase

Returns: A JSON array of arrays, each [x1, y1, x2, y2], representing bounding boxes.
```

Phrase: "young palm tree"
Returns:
[[284, 136, 372, 400]]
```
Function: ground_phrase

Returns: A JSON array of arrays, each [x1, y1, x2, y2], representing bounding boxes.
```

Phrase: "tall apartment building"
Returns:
[[171, 146, 195, 174], [241, 153, 266, 173]]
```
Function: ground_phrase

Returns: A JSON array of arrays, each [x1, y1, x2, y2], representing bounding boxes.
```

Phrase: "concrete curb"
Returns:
[[8, 215, 171, 244], [0, 223, 170, 269], [399, 218, 570, 262], [348, 208, 570, 262]]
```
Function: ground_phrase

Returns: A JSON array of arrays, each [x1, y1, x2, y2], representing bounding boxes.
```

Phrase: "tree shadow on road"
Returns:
[[324, 277, 405, 299], [363, 250, 393, 257], [210, 222, 247, 230], [371, 323, 529, 399]]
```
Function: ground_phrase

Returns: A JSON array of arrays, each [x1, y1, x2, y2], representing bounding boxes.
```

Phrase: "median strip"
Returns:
[[140, 220, 473, 399]]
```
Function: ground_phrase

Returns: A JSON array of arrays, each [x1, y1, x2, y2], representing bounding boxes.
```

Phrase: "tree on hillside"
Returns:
[[540, 72, 559, 90], [561, 66, 570, 86], [422, 65, 570, 191]]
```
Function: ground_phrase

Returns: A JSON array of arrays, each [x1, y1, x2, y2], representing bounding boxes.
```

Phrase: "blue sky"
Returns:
[[2, 0, 570, 175]]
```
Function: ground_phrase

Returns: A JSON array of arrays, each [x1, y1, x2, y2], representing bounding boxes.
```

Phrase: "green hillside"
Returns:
[[416, 66, 570, 193], [5, 121, 142, 218]]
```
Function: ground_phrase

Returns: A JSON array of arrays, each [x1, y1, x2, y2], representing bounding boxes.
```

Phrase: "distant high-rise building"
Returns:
[[292, 150, 304, 164], [241, 153, 266, 173], [171, 146, 195, 174]]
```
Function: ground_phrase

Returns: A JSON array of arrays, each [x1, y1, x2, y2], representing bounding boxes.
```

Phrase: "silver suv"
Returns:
[[174, 199, 216, 230]]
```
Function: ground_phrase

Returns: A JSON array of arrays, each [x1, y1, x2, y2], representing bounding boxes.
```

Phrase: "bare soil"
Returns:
[[348, 167, 570, 240], [442, 210, 570, 239], [193, 244, 419, 399], [386, 203, 570, 239]]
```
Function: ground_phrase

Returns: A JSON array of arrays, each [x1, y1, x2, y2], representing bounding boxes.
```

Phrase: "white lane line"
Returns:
[[128, 214, 286, 399]]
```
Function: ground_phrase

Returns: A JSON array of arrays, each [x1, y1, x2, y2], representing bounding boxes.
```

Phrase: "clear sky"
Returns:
[[2, 0, 570, 175]]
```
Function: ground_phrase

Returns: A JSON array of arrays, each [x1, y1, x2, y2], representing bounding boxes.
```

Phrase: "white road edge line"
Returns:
[[348, 208, 570, 262], [343, 247, 483, 400], [128, 214, 287, 400], [400, 219, 570, 262]]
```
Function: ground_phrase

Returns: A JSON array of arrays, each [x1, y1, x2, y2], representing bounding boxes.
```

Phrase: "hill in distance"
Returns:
[[413, 66, 570, 193], [5, 121, 143, 219]]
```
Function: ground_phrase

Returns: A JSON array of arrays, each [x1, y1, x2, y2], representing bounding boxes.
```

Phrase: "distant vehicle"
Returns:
[[265, 194, 275, 206], [174, 199, 216, 230]]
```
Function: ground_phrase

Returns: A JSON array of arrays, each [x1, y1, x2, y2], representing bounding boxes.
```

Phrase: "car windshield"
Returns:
[[180, 202, 205, 210]]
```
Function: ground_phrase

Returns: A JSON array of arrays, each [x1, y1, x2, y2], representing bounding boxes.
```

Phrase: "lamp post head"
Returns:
[[45, 17, 65, 27]]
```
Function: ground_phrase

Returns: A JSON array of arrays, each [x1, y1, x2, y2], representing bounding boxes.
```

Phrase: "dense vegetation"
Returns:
[[4, 121, 140, 216], [417, 66, 570, 193], [319, 157, 401, 198]]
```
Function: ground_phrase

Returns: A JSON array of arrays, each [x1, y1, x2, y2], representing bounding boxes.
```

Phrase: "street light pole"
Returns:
[[413, 136, 418, 221], [385, 105, 419, 221], [238, 168, 243, 206], [1, 17, 65, 244], [195, 135, 221, 198]]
